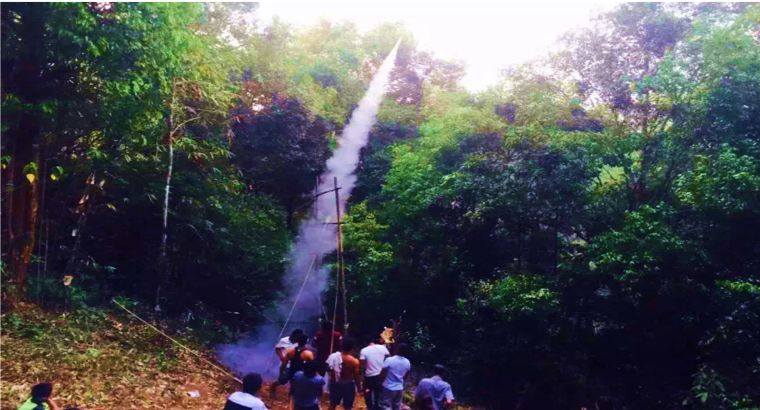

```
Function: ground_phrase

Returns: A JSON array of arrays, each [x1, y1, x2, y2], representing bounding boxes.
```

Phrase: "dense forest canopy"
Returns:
[[2, 2, 760, 409]]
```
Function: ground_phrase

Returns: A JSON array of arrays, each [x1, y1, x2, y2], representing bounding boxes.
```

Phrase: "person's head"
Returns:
[[242, 373, 263, 395], [289, 328, 304, 342], [432, 364, 447, 377], [341, 337, 355, 353], [303, 359, 319, 377], [321, 320, 333, 333], [395, 343, 410, 357], [596, 397, 614, 410], [31, 383, 53, 400], [296, 333, 309, 346]]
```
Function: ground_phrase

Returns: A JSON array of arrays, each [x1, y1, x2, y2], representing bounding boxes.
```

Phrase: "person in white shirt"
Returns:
[[379, 343, 411, 410], [223, 373, 268, 410], [269, 328, 304, 397], [276, 329, 304, 360], [326, 350, 343, 376], [360, 336, 390, 410], [325, 348, 343, 394]]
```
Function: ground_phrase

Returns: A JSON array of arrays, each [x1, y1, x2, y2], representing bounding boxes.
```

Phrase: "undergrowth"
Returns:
[[1, 302, 239, 409]]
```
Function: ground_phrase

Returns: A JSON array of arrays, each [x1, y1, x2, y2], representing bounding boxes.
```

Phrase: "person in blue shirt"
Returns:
[[413, 365, 455, 410], [378, 343, 411, 410], [291, 360, 326, 410]]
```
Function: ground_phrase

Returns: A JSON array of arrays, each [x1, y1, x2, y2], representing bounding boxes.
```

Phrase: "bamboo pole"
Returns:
[[330, 177, 342, 354], [334, 177, 348, 335]]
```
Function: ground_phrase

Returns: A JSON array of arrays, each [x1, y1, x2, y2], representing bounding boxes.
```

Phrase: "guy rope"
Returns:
[[111, 175, 351, 382], [275, 254, 319, 341], [111, 298, 242, 384]]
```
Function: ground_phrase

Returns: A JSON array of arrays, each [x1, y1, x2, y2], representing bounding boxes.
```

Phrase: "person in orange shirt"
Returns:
[[327, 338, 361, 410]]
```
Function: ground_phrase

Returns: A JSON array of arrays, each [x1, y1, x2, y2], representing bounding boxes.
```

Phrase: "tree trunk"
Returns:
[[34, 146, 49, 303], [14, 154, 39, 288], [553, 218, 560, 276], [155, 110, 175, 311], [1, 4, 46, 303], [7, 138, 40, 300]]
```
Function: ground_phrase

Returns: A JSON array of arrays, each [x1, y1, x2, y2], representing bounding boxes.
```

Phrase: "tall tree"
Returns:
[[2, 4, 68, 300]]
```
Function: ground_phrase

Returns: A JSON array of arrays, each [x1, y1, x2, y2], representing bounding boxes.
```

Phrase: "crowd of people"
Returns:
[[225, 321, 456, 410], [17, 322, 454, 410]]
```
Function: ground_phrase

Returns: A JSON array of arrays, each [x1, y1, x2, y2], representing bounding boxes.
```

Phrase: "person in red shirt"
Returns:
[[314, 320, 343, 369]]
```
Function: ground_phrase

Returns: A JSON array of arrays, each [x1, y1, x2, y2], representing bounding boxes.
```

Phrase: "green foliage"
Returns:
[[382, 100, 505, 219], [684, 365, 758, 409], [377, 99, 419, 126], [4, 3, 760, 409], [345, 5, 760, 408], [481, 275, 558, 320], [229, 97, 332, 229], [344, 202, 394, 276], [675, 148, 760, 213], [591, 204, 687, 281], [342, 202, 393, 336], [3, 2, 292, 324], [717, 280, 760, 295]]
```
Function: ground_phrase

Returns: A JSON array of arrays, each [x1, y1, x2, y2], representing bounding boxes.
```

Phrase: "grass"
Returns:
[[1, 302, 476, 410], [1, 302, 240, 409]]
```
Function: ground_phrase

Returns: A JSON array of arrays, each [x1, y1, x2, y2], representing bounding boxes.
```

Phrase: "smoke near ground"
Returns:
[[218, 40, 401, 378]]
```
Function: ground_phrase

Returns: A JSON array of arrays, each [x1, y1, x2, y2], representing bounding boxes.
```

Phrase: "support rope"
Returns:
[[276, 254, 319, 341], [111, 298, 242, 384], [266, 253, 319, 372]]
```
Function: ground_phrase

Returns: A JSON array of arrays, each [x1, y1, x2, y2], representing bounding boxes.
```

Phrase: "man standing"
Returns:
[[291, 360, 326, 410], [276, 329, 304, 360], [269, 329, 304, 396], [284, 334, 315, 382], [325, 347, 343, 394], [413, 365, 455, 410], [314, 321, 343, 368], [223, 373, 268, 410], [328, 338, 361, 410], [360, 336, 390, 410], [379, 343, 411, 410]]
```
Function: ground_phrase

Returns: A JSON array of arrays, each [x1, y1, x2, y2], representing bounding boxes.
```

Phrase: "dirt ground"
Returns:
[[0, 304, 370, 410], [2, 304, 476, 409]]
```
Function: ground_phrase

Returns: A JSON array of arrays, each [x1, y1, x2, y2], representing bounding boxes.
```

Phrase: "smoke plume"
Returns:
[[218, 40, 400, 378]]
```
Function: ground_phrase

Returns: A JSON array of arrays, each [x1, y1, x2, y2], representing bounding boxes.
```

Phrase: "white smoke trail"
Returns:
[[218, 40, 401, 378]]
